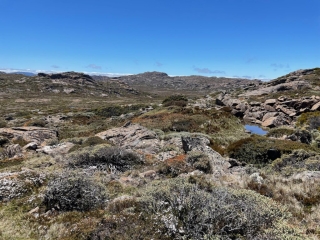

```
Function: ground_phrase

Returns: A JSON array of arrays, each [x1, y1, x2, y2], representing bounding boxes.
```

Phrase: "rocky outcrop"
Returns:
[[242, 81, 310, 97], [96, 123, 162, 155], [38, 72, 96, 85], [216, 93, 320, 128], [0, 127, 58, 145]]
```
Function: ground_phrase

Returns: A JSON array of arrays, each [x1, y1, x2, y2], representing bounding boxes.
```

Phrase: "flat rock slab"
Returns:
[[242, 81, 310, 96], [0, 127, 58, 145], [96, 123, 162, 155]]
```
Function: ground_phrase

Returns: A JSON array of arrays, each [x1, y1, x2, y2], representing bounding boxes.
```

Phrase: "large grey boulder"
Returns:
[[261, 115, 291, 128]]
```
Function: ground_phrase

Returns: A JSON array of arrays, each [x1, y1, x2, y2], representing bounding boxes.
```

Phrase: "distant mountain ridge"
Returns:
[[93, 71, 262, 96]]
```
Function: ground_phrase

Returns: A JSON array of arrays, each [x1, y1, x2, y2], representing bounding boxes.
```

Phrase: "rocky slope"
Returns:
[[209, 68, 320, 128], [0, 71, 140, 98]]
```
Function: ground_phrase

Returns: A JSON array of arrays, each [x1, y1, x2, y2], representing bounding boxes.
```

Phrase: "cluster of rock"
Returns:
[[217, 94, 320, 128], [95, 123, 244, 182], [38, 72, 96, 85], [0, 127, 59, 159], [0, 126, 58, 146]]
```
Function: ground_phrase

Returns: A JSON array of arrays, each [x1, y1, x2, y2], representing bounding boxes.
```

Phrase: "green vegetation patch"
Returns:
[[68, 145, 143, 173], [162, 94, 188, 107], [297, 111, 320, 129], [227, 135, 317, 165], [43, 172, 107, 212]]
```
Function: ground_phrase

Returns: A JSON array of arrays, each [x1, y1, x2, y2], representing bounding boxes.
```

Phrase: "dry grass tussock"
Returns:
[[242, 172, 320, 237]]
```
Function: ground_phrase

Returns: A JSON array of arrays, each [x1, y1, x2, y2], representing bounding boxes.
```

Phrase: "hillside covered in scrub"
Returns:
[[1, 68, 320, 239]]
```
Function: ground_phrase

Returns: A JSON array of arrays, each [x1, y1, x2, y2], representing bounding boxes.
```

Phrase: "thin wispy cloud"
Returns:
[[271, 63, 290, 71], [246, 57, 257, 64], [242, 75, 253, 79], [86, 64, 102, 70], [51, 65, 60, 69], [156, 61, 163, 67], [193, 66, 225, 74]]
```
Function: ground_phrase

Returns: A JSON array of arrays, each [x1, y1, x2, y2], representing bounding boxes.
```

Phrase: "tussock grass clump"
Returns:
[[266, 127, 295, 138], [297, 111, 320, 129], [186, 151, 212, 173], [157, 154, 192, 177], [227, 135, 317, 165], [43, 172, 107, 212], [68, 136, 111, 152], [68, 145, 143, 173], [0, 120, 7, 128], [272, 149, 320, 176]]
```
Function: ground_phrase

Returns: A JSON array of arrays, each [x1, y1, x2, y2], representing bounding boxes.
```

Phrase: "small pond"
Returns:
[[245, 125, 268, 135]]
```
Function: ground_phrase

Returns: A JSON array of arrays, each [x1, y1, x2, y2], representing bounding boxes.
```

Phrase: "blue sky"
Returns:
[[0, 0, 319, 79]]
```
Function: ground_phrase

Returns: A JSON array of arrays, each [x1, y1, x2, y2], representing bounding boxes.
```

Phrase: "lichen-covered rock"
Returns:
[[37, 142, 75, 155], [96, 123, 161, 155], [0, 127, 58, 145], [5, 144, 22, 158]]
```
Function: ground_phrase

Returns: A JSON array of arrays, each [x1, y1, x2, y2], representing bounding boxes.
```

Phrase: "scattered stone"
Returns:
[[249, 172, 264, 185], [264, 99, 277, 105], [311, 102, 320, 111], [23, 142, 38, 151], [139, 170, 157, 179], [37, 142, 75, 155]]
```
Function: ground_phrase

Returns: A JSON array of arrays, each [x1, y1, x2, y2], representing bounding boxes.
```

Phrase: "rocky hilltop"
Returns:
[[0, 71, 140, 98]]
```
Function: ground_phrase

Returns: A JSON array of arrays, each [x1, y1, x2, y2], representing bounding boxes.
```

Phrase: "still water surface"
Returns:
[[245, 125, 268, 135]]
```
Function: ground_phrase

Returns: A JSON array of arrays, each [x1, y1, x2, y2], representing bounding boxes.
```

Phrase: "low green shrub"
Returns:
[[297, 111, 320, 129], [68, 145, 143, 173], [272, 149, 320, 176], [43, 172, 107, 212], [24, 119, 46, 127], [68, 136, 110, 152], [137, 178, 291, 239]]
